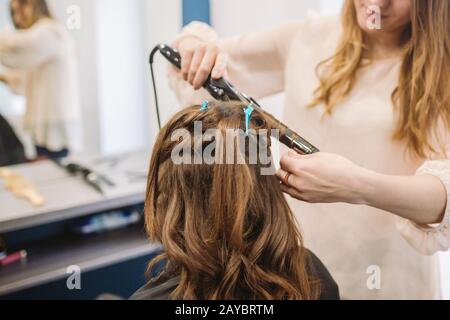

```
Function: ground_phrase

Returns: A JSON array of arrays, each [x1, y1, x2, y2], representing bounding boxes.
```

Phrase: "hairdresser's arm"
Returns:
[[277, 151, 447, 225], [171, 21, 303, 98], [0, 22, 60, 69], [0, 69, 26, 94]]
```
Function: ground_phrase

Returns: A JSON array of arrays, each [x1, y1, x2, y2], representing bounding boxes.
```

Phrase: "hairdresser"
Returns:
[[168, 0, 450, 299], [0, 0, 82, 159]]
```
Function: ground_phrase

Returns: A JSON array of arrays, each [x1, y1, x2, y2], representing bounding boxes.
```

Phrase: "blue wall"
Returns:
[[182, 0, 210, 26]]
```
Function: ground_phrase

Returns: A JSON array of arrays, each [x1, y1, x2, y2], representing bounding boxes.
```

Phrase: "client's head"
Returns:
[[145, 101, 319, 300]]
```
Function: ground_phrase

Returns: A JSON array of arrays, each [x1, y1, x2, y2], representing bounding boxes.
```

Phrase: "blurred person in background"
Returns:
[[0, 0, 82, 159]]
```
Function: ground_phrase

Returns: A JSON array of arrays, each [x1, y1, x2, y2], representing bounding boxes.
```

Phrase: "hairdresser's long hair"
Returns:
[[144, 102, 320, 300], [307, 0, 450, 159]]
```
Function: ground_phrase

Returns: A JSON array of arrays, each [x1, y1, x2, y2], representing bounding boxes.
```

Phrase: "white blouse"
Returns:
[[168, 16, 450, 299], [0, 18, 82, 152]]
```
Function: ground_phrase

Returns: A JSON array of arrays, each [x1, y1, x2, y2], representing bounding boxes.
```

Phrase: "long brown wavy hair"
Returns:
[[144, 101, 320, 300], [307, 0, 450, 159]]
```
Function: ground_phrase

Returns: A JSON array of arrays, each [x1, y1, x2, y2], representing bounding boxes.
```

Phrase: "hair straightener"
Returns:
[[149, 44, 320, 155]]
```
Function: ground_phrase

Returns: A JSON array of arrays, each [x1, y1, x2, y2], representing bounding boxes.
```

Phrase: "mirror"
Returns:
[[0, 0, 181, 166]]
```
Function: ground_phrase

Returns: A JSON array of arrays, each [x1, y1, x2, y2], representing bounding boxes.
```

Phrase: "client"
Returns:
[[131, 101, 339, 300]]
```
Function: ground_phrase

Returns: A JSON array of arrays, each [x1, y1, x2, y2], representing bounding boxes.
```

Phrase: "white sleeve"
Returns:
[[397, 160, 450, 255], [168, 21, 303, 107], [0, 21, 61, 69], [1, 68, 27, 95], [168, 22, 220, 108]]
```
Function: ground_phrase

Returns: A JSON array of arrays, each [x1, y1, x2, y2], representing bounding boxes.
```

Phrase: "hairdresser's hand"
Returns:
[[174, 37, 228, 90], [276, 151, 370, 204]]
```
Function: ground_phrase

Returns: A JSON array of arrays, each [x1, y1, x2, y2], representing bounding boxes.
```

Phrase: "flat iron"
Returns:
[[149, 44, 319, 155]]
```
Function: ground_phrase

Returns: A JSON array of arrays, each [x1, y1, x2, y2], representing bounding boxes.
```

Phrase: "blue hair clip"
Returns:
[[244, 105, 254, 136], [200, 100, 209, 112]]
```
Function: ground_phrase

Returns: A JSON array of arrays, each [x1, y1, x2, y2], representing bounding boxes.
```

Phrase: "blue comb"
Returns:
[[244, 105, 254, 136], [200, 100, 209, 112]]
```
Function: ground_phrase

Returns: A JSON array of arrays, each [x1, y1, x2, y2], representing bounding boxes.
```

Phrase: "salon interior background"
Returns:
[[0, 0, 449, 298]]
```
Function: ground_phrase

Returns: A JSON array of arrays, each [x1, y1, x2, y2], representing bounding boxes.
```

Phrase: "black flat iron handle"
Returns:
[[155, 44, 243, 101], [155, 44, 181, 69]]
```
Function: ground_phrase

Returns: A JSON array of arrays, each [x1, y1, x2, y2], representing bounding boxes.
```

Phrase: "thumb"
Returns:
[[288, 149, 303, 158], [288, 149, 317, 159], [211, 52, 228, 79]]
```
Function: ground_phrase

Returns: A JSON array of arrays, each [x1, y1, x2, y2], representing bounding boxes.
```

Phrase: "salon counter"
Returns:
[[0, 150, 151, 233]]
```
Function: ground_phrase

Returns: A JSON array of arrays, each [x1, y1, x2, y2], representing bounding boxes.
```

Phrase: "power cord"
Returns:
[[149, 47, 162, 130]]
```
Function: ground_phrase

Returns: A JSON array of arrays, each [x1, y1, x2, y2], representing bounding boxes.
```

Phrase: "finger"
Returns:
[[211, 52, 228, 79], [288, 149, 303, 158], [279, 153, 306, 174], [188, 46, 206, 85], [276, 168, 303, 190], [276, 168, 292, 186], [288, 149, 316, 159], [193, 48, 217, 89], [180, 49, 194, 81], [280, 184, 307, 202]]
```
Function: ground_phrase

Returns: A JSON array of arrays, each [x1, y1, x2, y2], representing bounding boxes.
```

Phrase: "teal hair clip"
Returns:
[[200, 100, 209, 112], [244, 105, 254, 136]]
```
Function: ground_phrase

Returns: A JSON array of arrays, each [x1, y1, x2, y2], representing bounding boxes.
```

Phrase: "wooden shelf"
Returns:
[[0, 225, 162, 296]]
